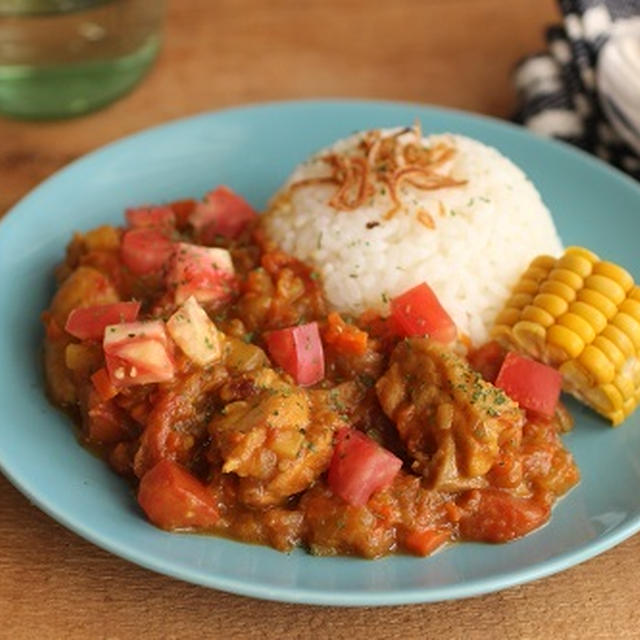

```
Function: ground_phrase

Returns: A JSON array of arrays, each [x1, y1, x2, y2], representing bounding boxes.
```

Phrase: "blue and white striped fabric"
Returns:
[[515, 0, 640, 180]]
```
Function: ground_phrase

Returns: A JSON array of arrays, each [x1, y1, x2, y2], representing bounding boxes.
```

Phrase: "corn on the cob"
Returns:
[[491, 247, 639, 426]]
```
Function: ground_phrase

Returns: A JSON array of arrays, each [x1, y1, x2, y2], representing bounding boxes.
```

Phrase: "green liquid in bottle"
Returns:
[[0, 0, 165, 119]]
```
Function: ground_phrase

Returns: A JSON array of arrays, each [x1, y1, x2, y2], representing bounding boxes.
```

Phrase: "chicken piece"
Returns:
[[44, 339, 77, 405], [44, 266, 120, 405], [299, 472, 452, 558], [48, 266, 119, 327], [210, 368, 344, 507], [376, 338, 525, 491], [133, 365, 230, 478], [299, 482, 396, 558]]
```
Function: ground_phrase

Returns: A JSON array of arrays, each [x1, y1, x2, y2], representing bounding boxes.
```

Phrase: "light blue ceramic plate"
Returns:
[[1, 100, 640, 606]]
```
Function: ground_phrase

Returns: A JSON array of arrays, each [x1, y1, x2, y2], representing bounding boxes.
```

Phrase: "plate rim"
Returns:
[[2, 98, 640, 606]]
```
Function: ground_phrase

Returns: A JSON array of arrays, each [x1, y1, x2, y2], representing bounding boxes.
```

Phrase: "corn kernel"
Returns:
[[557, 253, 594, 278], [593, 261, 633, 293], [506, 293, 533, 309], [513, 279, 541, 295], [601, 324, 635, 359], [620, 298, 640, 322], [589, 383, 623, 415], [512, 321, 547, 360], [493, 307, 521, 327], [609, 410, 626, 426], [557, 312, 596, 344], [560, 359, 592, 390], [491, 324, 518, 347], [623, 397, 636, 417], [584, 274, 626, 305], [547, 324, 585, 360], [521, 305, 555, 327], [612, 313, 640, 349], [565, 246, 599, 263], [625, 357, 640, 385], [534, 293, 568, 317], [549, 268, 583, 290], [578, 345, 615, 385], [525, 266, 553, 283], [530, 255, 557, 270], [576, 288, 618, 319], [613, 373, 635, 401], [540, 280, 576, 302], [627, 286, 640, 303], [569, 301, 607, 334], [592, 335, 625, 371]]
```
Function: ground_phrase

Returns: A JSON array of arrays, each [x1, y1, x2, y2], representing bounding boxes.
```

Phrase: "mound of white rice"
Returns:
[[262, 129, 562, 344]]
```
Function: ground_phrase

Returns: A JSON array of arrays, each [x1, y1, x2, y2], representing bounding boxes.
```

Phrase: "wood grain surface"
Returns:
[[2, 1, 639, 638]]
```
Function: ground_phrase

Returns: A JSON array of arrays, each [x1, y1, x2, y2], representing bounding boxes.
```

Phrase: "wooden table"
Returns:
[[2, 1, 639, 638]]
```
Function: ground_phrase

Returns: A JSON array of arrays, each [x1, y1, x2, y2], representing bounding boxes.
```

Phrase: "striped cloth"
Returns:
[[514, 0, 640, 180]]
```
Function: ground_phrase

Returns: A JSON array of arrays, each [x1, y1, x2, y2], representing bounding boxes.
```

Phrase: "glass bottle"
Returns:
[[0, 0, 166, 119]]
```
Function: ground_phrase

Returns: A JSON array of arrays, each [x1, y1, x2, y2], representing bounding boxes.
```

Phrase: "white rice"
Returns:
[[262, 129, 562, 345]]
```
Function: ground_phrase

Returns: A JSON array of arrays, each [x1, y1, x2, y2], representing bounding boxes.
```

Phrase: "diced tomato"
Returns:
[[327, 428, 402, 507], [390, 282, 457, 342], [132, 384, 197, 478], [169, 198, 197, 229], [103, 320, 175, 386], [323, 312, 368, 356], [84, 388, 131, 444], [190, 185, 257, 241], [42, 311, 65, 341], [265, 321, 325, 386], [91, 367, 119, 401], [125, 205, 175, 229], [403, 528, 450, 557], [109, 441, 136, 476], [120, 228, 174, 276], [495, 351, 562, 418], [457, 489, 550, 542], [357, 309, 401, 350], [468, 340, 506, 383], [64, 301, 141, 341], [137, 460, 219, 530], [166, 243, 236, 305]]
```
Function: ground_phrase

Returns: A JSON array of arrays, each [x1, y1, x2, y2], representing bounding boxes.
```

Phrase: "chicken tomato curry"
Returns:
[[42, 187, 579, 558]]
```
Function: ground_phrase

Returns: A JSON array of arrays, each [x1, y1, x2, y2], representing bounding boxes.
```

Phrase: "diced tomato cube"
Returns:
[[103, 320, 175, 386], [125, 205, 175, 229], [322, 312, 368, 356], [64, 301, 141, 341], [457, 489, 550, 542], [137, 460, 220, 530], [121, 228, 174, 276], [169, 198, 197, 229], [403, 528, 450, 557], [190, 185, 257, 241], [84, 388, 130, 444], [265, 321, 324, 386], [495, 351, 562, 418], [166, 242, 236, 305], [91, 367, 119, 401], [327, 428, 402, 507], [390, 282, 457, 342], [468, 340, 506, 384]]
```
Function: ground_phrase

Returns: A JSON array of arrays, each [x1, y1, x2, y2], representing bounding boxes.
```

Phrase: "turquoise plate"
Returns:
[[1, 100, 640, 606]]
